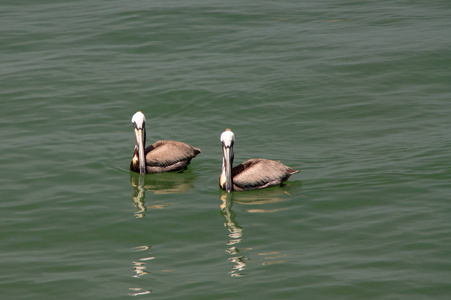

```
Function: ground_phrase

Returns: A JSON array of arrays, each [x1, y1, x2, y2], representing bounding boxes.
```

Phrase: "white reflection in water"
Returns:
[[130, 174, 147, 218], [132, 261, 149, 278], [132, 245, 150, 252], [220, 194, 248, 277], [129, 287, 152, 296], [129, 243, 153, 295], [131, 244, 153, 279]]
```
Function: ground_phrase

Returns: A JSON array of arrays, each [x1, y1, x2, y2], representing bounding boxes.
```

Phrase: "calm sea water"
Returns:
[[1, 1, 450, 299]]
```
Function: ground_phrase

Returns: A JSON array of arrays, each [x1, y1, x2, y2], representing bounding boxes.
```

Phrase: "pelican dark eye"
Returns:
[[221, 139, 234, 149]]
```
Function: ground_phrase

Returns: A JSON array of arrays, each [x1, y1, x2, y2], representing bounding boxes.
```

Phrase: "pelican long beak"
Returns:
[[134, 127, 146, 175], [222, 145, 233, 193]]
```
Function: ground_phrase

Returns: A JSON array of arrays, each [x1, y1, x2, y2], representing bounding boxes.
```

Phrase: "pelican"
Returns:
[[130, 111, 201, 175], [220, 129, 299, 193]]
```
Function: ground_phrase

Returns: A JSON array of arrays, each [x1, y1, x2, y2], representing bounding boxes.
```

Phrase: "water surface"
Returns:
[[1, 1, 450, 299]]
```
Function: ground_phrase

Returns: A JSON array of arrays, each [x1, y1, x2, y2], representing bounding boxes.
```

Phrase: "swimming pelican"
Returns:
[[130, 111, 201, 175], [220, 129, 299, 193]]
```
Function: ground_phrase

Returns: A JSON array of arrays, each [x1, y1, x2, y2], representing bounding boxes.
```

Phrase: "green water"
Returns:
[[1, 1, 450, 299]]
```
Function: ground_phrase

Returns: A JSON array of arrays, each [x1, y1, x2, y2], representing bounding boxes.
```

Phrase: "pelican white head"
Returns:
[[132, 111, 146, 130], [220, 128, 235, 147]]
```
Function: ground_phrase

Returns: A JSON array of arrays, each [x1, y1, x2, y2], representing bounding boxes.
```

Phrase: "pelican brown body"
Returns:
[[219, 129, 299, 193], [130, 111, 201, 174]]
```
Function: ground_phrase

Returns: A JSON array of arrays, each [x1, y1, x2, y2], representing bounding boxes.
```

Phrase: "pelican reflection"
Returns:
[[220, 188, 298, 277], [230, 187, 290, 209], [220, 194, 248, 277], [128, 171, 197, 296], [130, 171, 197, 218], [128, 170, 197, 295]]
